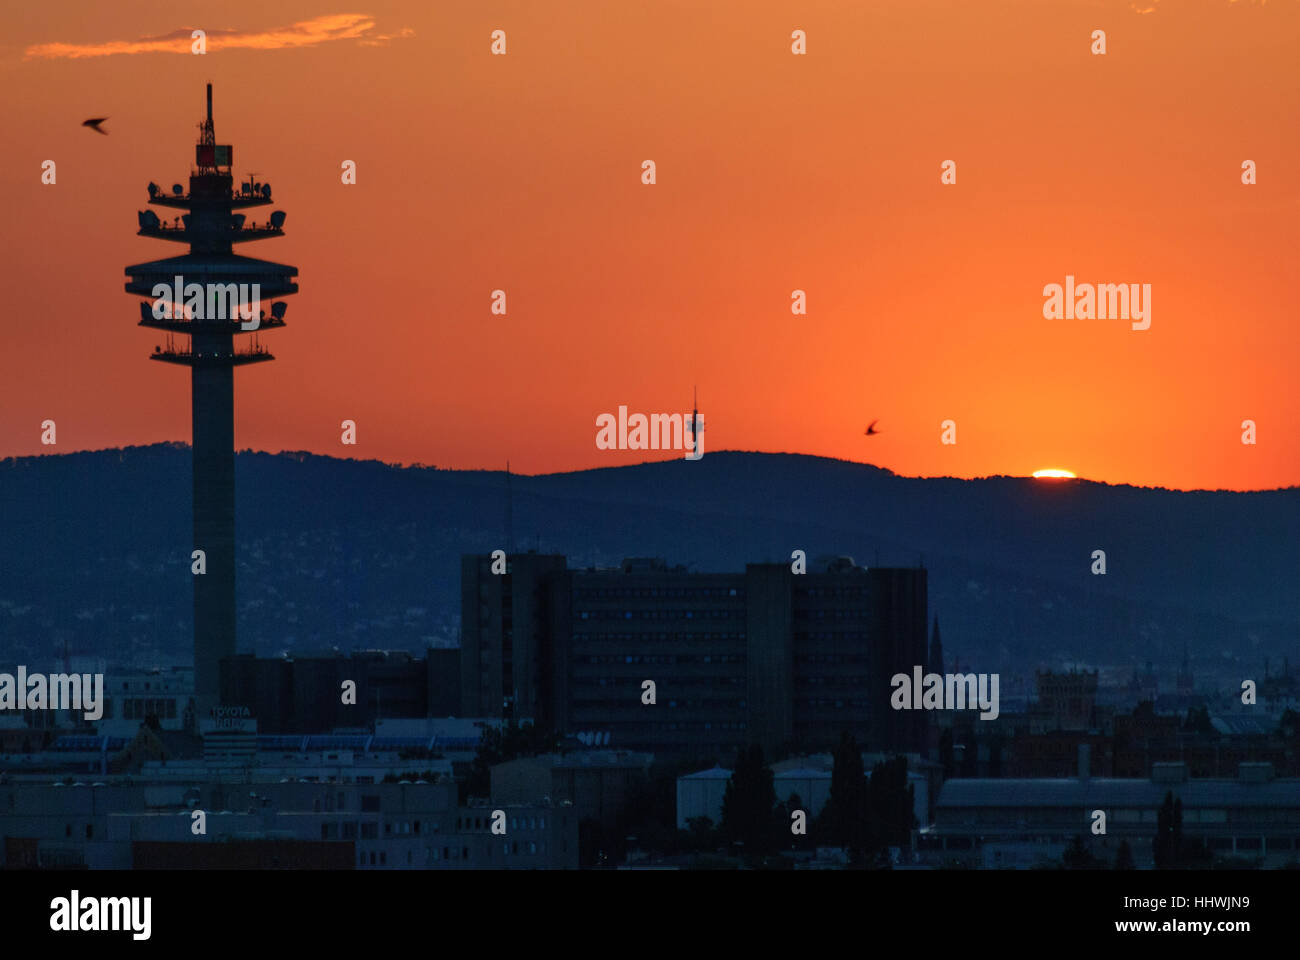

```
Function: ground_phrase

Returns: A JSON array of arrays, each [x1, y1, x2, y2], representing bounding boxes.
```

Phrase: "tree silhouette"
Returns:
[[1063, 834, 1103, 869], [1183, 706, 1215, 737], [1153, 791, 1182, 868], [720, 744, 778, 859], [463, 720, 560, 802], [869, 755, 916, 848], [1115, 839, 1135, 870], [822, 731, 872, 859], [681, 815, 717, 854]]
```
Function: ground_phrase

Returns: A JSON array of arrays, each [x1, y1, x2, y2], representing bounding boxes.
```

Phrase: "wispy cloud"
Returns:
[[24, 13, 412, 61], [358, 27, 416, 47]]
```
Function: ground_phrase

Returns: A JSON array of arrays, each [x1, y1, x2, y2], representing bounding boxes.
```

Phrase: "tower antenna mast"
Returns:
[[125, 84, 299, 712]]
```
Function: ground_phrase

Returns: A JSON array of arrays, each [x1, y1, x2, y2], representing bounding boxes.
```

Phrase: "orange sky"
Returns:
[[1, 0, 1296, 489]]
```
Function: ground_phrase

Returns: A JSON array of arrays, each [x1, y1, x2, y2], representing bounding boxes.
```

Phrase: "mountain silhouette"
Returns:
[[1, 445, 1295, 680]]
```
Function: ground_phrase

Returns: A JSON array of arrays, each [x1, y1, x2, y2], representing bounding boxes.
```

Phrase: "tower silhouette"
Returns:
[[687, 385, 703, 451], [124, 84, 299, 711]]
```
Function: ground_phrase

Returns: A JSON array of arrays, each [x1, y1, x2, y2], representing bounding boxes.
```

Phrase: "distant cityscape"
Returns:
[[1, 549, 1297, 871]]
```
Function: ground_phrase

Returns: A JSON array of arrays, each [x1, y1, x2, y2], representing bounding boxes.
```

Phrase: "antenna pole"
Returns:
[[207, 83, 213, 127]]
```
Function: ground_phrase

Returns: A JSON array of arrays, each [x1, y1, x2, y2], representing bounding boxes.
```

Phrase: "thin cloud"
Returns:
[[359, 27, 416, 47], [24, 13, 411, 61]]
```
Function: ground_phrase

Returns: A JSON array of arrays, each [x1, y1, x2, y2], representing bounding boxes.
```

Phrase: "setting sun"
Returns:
[[1032, 469, 1077, 479]]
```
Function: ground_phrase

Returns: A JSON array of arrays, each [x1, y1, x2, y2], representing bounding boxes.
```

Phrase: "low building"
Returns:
[[490, 750, 653, 834], [926, 761, 1300, 868], [0, 778, 578, 869], [675, 766, 732, 830]]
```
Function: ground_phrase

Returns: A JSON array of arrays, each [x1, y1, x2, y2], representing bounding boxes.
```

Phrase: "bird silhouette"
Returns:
[[864, 419, 881, 436], [82, 117, 109, 135]]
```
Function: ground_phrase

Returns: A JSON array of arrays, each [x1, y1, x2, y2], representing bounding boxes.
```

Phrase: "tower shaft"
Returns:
[[192, 348, 235, 705]]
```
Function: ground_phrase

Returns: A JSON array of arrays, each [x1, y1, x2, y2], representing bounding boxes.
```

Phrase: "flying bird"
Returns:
[[864, 420, 881, 436], [82, 117, 109, 135]]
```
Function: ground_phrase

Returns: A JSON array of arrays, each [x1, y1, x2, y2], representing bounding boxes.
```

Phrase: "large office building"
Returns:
[[461, 553, 929, 759], [460, 553, 568, 724], [219, 649, 461, 734]]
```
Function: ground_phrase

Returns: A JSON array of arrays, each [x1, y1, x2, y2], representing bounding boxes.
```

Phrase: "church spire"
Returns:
[[928, 616, 944, 674]]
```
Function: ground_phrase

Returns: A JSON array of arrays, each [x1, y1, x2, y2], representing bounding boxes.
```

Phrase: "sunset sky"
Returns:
[[1, 0, 1296, 489]]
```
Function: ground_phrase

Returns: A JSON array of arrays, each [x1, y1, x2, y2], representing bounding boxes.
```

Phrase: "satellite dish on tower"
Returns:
[[171, 184, 183, 196], [269, 210, 286, 229], [147, 182, 159, 198], [271, 302, 287, 320]]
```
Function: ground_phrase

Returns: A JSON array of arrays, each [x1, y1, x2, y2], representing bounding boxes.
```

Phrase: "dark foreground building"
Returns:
[[219, 649, 461, 733], [218, 555, 927, 757], [462, 554, 929, 759], [926, 760, 1300, 869], [0, 779, 577, 870]]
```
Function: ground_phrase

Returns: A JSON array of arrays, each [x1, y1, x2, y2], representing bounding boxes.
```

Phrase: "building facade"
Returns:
[[219, 649, 460, 733], [462, 554, 929, 759], [925, 761, 1300, 869], [0, 778, 577, 870]]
